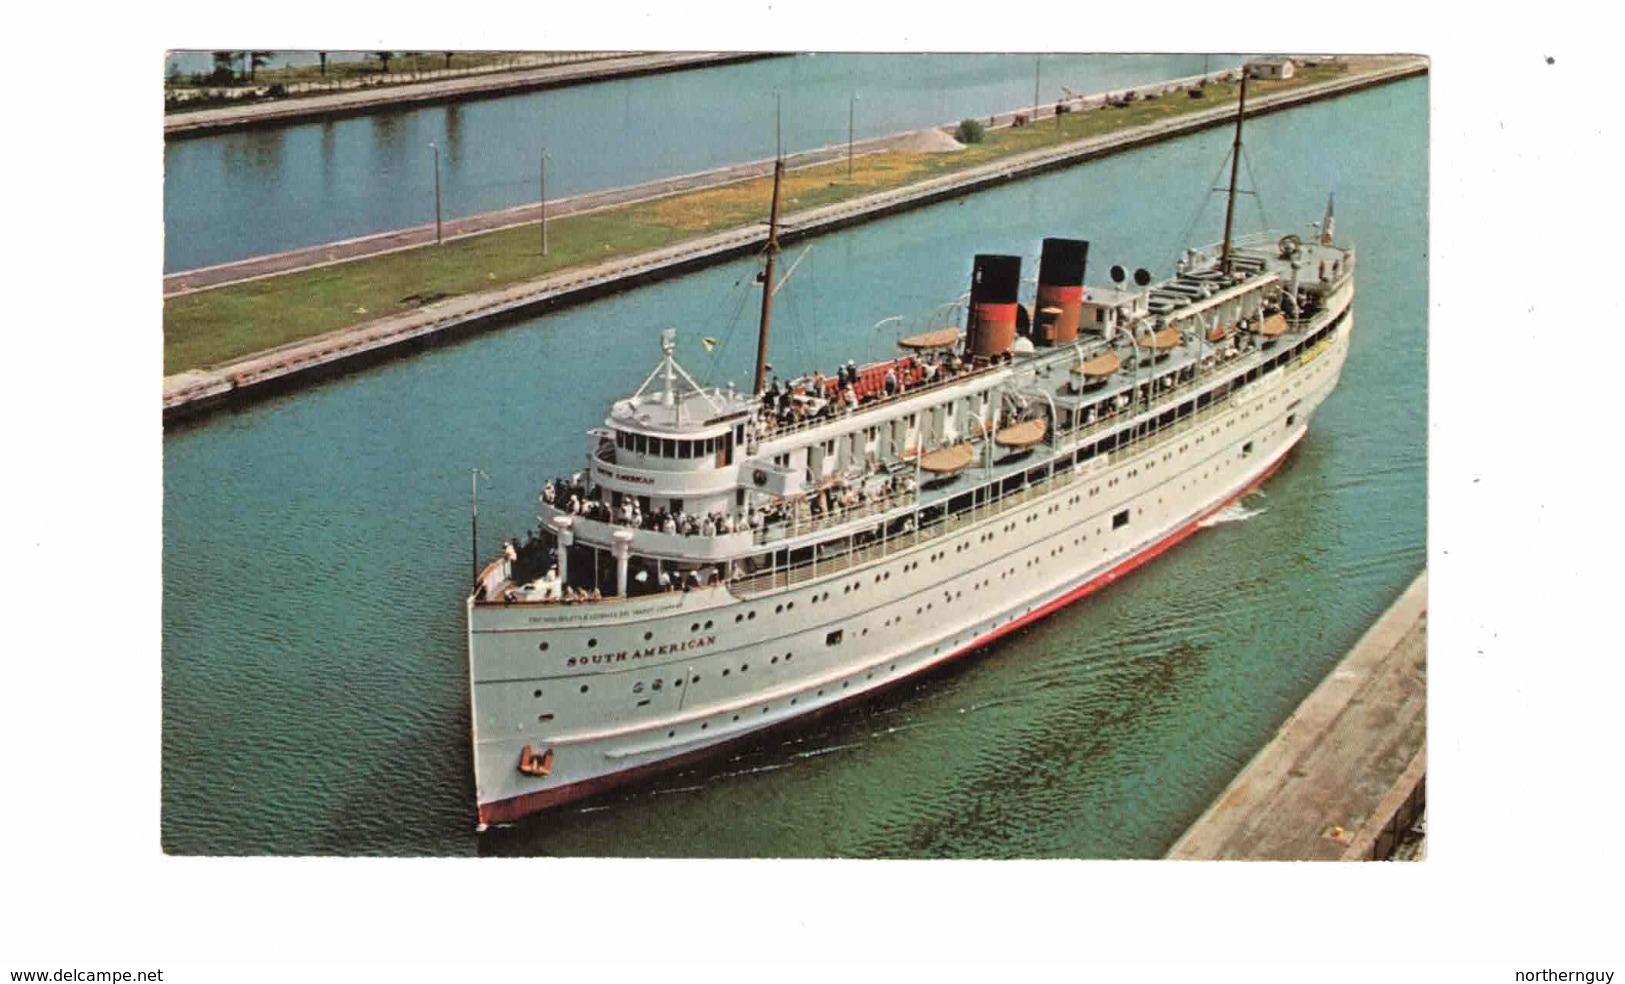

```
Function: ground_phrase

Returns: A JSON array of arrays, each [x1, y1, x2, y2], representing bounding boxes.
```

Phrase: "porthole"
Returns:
[[587, 638, 598, 648], [701, 722, 709, 730], [747, 611, 756, 620], [538, 642, 550, 652], [674, 678, 683, 687], [668, 730, 676, 738], [704, 619, 714, 629], [733, 715, 740, 722], [579, 684, 590, 694], [772, 656, 779, 664], [691, 674, 700, 683], [723, 668, 731, 677], [533, 689, 543, 698], [643, 631, 653, 641], [735, 614, 744, 623], [741, 664, 749, 672]]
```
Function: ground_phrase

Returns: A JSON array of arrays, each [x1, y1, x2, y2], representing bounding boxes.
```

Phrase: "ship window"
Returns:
[[826, 630, 844, 647], [1242, 441, 1254, 455], [1113, 509, 1130, 530], [661, 438, 675, 457], [1287, 413, 1297, 427]]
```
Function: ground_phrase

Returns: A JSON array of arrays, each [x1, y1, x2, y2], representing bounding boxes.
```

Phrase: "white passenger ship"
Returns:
[[465, 75, 1356, 827]]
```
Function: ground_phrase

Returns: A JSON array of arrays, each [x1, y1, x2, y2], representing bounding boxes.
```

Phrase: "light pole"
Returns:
[[848, 93, 859, 180], [1033, 55, 1041, 124], [430, 141, 442, 245], [540, 150, 550, 257]]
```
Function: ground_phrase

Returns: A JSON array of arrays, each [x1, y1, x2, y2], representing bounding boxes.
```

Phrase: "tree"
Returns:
[[954, 118, 986, 144], [372, 50, 394, 75], [248, 50, 275, 83], [210, 51, 235, 86]]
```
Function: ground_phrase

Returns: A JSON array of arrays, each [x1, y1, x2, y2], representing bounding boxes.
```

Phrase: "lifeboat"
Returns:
[[1142, 326, 1183, 351], [995, 418, 1048, 449], [1071, 350, 1121, 381], [1208, 321, 1235, 342], [1252, 312, 1289, 338], [897, 328, 962, 351], [917, 443, 975, 475]]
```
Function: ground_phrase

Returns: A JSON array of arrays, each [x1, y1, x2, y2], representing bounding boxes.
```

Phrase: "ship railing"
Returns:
[[726, 313, 1342, 599], [753, 485, 920, 546], [753, 359, 1003, 447], [728, 466, 1078, 598]]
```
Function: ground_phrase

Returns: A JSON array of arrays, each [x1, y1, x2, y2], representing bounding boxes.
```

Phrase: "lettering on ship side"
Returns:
[[566, 635, 717, 668]]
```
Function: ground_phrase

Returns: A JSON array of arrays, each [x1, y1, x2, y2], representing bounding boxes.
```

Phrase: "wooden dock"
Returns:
[[1167, 570, 1427, 861]]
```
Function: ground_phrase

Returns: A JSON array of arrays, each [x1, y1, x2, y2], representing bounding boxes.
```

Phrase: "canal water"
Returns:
[[161, 76, 1427, 857], [162, 53, 1231, 272]]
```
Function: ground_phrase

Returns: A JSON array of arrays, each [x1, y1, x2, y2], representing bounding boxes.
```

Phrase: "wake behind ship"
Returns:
[[464, 75, 1357, 828]]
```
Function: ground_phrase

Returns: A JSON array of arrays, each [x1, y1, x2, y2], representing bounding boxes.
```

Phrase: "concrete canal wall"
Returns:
[[163, 51, 780, 140], [1166, 570, 1428, 861], [162, 56, 1427, 424]]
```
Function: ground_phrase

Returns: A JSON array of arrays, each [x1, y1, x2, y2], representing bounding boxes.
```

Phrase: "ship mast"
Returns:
[[1219, 69, 1249, 274], [753, 156, 785, 396]]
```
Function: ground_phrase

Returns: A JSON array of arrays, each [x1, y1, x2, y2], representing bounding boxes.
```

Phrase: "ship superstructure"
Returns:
[[465, 76, 1357, 828]]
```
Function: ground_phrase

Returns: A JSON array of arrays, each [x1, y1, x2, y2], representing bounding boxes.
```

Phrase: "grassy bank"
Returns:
[[164, 62, 1350, 376]]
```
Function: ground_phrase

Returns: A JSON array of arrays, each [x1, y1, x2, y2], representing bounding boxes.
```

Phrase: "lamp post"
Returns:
[[430, 141, 442, 245], [1033, 56, 1041, 124], [540, 149, 550, 257], [848, 93, 859, 180]]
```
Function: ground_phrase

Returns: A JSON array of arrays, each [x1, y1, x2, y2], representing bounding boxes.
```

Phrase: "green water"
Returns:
[[161, 76, 1427, 857]]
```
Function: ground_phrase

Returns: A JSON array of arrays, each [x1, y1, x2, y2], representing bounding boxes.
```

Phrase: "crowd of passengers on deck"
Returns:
[[756, 349, 1004, 434], [541, 467, 919, 542]]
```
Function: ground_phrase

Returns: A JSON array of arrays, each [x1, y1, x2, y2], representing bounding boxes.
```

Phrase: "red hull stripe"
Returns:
[[478, 436, 1301, 828]]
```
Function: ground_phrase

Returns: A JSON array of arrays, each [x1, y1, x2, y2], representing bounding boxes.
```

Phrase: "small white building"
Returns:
[[1249, 57, 1296, 80]]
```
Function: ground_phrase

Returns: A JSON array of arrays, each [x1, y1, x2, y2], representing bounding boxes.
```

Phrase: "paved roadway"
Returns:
[[162, 51, 772, 139], [1166, 570, 1428, 861]]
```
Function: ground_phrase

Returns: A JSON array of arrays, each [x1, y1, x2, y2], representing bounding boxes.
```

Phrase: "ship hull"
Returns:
[[469, 291, 1353, 829], [475, 431, 1305, 827]]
